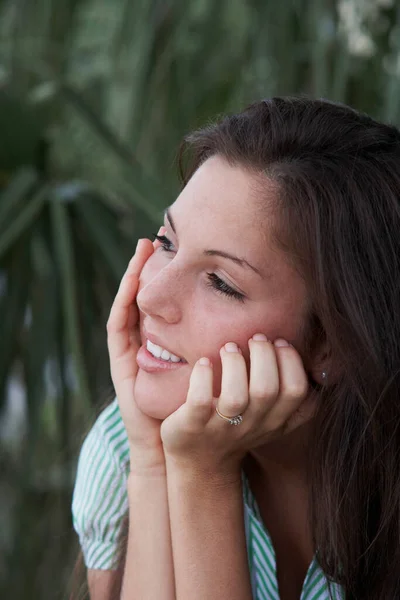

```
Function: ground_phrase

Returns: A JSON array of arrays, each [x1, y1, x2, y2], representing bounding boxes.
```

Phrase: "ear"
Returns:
[[308, 339, 341, 386]]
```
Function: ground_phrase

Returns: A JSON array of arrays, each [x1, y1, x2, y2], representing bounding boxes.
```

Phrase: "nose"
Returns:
[[136, 261, 183, 324]]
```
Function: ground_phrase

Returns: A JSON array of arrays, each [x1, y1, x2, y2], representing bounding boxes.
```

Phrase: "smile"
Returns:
[[146, 339, 184, 363]]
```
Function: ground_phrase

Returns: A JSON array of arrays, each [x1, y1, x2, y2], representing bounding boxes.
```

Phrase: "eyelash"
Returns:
[[154, 234, 174, 252], [153, 233, 245, 303]]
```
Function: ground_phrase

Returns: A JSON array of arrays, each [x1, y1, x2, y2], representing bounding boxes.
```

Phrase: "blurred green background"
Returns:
[[0, 0, 399, 597]]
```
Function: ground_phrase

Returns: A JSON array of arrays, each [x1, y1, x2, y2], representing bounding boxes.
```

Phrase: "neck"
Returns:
[[244, 421, 312, 489]]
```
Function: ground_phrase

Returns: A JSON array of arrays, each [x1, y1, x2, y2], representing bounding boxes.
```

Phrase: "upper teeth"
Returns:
[[147, 340, 182, 363]]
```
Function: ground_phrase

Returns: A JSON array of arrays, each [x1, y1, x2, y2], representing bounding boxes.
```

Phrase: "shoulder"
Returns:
[[86, 398, 129, 471], [82, 398, 130, 474], [73, 397, 130, 504], [72, 398, 130, 570]]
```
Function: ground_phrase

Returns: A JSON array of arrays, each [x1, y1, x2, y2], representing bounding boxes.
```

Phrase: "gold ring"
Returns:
[[215, 406, 243, 426]]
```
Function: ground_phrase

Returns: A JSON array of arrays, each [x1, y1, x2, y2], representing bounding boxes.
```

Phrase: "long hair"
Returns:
[[179, 97, 400, 598]]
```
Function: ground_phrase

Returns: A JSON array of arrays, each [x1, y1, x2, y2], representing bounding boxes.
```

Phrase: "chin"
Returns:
[[134, 369, 187, 420]]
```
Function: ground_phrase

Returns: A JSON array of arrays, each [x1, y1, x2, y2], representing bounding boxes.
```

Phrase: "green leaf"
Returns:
[[71, 191, 129, 279], [0, 90, 45, 170], [383, 6, 400, 123], [58, 83, 162, 220], [24, 230, 57, 438], [0, 183, 48, 261], [0, 240, 31, 413], [0, 166, 38, 230], [50, 195, 92, 419]]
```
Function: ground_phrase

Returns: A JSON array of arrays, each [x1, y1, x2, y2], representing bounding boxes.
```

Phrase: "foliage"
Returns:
[[0, 0, 399, 597]]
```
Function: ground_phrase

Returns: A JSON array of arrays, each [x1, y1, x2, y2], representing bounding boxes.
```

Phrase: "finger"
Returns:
[[107, 238, 153, 358], [182, 357, 214, 428], [217, 343, 249, 418], [247, 334, 279, 415], [267, 339, 309, 428]]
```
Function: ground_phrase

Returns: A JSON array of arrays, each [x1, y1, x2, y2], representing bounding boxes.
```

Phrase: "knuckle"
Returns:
[[250, 384, 276, 400], [268, 415, 286, 430], [249, 386, 264, 400], [224, 398, 246, 414], [284, 379, 308, 399]]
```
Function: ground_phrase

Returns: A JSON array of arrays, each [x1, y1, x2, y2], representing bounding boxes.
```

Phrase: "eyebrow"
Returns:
[[164, 208, 262, 277]]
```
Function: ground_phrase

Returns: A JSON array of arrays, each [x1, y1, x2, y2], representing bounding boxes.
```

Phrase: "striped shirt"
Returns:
[[72, 399, 345, 599]]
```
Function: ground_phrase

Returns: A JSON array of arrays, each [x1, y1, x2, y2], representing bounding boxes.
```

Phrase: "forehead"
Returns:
[[172, 156, 272, 242], [169, 155, 309, 316]]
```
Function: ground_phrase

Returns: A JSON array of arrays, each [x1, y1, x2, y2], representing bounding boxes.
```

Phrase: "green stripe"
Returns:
[[120, 446, 130, 464], [74, 435, 103, 535], [252, 547, 278, 596], [303, 558, 319, 596], [103, 408, 124, 432], [102, 399, 119, 423], [88, 542, 115, 570], [93, 471, 126, 547], [250, 525, 278, 594], [113, 435, 130, 456], [75, 405, 120, 516], [102, 505, 128, 545], [307, 571, 327, 600], [108, 425, 128, 446], [82, 440, 113, 520], [73, 402, 346, 598], [82, 402, 125, 515]]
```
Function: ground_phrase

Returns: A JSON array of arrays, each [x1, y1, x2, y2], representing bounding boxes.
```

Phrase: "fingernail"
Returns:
[[274, 338, 290, 347], [224, 342, 239, 353], [252, 333, 268, 342], [136, 238, 143, 251], [199, 357, 211, 366]]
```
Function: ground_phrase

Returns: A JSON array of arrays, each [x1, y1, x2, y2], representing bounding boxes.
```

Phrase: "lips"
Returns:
[[142, 324, 187, 363]]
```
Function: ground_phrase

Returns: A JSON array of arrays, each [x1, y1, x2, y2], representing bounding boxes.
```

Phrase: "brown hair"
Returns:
[[179, 96, 400, 598]]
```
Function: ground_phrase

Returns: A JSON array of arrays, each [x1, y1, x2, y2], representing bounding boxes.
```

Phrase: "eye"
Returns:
[[153, 234, 176, 253], [206, 272, 245, 303], [152, 234, 245, 302]]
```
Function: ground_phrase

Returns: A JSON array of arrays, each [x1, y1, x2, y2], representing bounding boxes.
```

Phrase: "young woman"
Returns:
[[72, 97, 400, 599]]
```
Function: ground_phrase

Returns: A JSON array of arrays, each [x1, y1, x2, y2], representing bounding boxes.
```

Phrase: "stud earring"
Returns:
[[321, 371, 327, 381]]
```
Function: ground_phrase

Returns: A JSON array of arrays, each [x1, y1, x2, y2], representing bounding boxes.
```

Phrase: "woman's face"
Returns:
[[135, 155, 310, 419]]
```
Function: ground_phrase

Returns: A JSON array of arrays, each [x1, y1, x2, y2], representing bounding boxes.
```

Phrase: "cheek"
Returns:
[[191, 301, 307, 397], [189, 307, 256, 396]]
